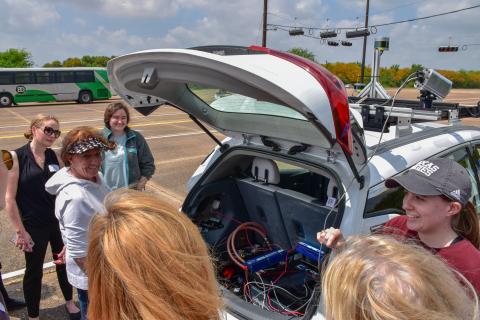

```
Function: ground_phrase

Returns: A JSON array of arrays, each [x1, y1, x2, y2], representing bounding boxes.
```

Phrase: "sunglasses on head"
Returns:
[[2, 150, 13, 170], [42, 126, 61, 138]]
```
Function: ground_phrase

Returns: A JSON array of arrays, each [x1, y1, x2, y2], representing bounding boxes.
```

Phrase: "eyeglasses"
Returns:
[[2, 150, 13, 170], [42, 126, 61, 138]]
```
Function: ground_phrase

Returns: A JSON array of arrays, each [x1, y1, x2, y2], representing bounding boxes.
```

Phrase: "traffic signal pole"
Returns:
[[360, 0, 370, 83]]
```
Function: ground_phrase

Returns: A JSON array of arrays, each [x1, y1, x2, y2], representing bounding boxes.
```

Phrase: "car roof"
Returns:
[[366, 123, 480, 188]]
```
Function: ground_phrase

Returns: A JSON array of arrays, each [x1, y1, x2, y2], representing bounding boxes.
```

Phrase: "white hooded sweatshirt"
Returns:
[[45, 167, 110, 290]]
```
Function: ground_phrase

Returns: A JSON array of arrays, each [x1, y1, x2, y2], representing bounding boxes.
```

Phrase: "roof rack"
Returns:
[[348, 96, 480, 137]]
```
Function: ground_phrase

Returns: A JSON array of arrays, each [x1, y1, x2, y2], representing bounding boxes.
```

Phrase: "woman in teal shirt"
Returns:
[[102, 102, 155, 190]]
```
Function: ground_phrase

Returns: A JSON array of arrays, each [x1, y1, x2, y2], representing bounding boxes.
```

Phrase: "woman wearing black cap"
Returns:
[[318, 158, 480, 292]]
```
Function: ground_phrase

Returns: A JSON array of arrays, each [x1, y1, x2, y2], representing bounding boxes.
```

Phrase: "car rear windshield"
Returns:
[[187, 85, 307, 120]]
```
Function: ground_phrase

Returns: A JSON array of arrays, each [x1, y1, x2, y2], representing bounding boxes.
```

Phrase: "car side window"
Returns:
[[364, 146, 480, 218], [364, 184, 405, 218], [443, 147, 480, 212]]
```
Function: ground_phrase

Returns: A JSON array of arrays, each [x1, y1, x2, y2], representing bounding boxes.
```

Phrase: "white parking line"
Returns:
[[0, 113, 184, 129], [2, 262, 55, 281]]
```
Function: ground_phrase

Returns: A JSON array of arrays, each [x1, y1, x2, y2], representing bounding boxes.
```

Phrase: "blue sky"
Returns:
[[1, 0, 479, 70]]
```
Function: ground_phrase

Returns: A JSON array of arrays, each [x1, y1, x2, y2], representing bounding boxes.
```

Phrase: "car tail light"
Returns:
[[248, 46, 352, 155]]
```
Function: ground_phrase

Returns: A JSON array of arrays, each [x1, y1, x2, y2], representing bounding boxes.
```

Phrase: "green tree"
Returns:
[[43, 60, 62, 67], [0, 48, 34, 67], [62, 57, 83, 67], [288, 47, 316, 62], [43, 55, 116, 67]]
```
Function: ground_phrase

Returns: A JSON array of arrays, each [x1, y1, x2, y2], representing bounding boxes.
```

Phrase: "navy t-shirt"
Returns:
[[15, 143, 60, 228]]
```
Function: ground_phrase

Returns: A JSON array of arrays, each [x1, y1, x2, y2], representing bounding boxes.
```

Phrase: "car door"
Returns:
[[362, 144, 480, 233]]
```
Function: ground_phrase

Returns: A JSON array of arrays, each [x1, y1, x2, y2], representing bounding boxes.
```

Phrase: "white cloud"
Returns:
[[74, 18, 87, 27], [1, 0, 478, 70], [0, 0, 59, 32]]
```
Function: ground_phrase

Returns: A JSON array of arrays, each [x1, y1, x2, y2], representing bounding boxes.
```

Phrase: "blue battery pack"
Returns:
[[245, 249, 287, 272], [295, 241, 325, 262]]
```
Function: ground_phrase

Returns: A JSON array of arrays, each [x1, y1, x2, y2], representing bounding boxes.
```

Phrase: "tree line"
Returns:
[[289, 48, 480, 89], [1, 48, 479, 88], [0, 49, 115, 68]]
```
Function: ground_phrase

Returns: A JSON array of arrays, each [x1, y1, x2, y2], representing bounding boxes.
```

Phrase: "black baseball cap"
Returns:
[[385, 158, 472, 206]]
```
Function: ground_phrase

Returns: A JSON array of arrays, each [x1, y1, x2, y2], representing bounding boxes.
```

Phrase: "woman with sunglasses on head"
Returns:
[[4, 114, 80, 320], [46, 126, 113, 320], [318, 158, 480, 293]]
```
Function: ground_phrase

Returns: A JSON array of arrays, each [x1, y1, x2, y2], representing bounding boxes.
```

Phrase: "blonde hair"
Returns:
[[322, 235, 478, 320], [24, 114, 59, 140], [87, 189, 222, 320]]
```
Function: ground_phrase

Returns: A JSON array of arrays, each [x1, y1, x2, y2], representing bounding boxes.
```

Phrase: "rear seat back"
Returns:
[[275, 188, 337, 246], [236, 158, 292, 249]]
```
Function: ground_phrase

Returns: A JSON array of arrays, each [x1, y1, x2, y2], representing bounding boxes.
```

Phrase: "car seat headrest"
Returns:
[[251, 158, 280, 184]]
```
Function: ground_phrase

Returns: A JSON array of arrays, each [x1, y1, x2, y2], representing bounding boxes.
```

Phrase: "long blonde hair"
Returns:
[[24, 114, 59, 140], [322, 235, 478, 320], [87, 189, 222, 320]]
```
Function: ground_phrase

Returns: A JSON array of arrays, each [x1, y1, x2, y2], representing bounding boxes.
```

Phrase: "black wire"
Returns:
[[267, 4, 480, 31]]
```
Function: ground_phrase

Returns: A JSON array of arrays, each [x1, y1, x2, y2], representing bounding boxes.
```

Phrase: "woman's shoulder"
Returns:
[[384, 215, 408, 229], [126, 128, 144, 139], [448, 239, 480, 256]]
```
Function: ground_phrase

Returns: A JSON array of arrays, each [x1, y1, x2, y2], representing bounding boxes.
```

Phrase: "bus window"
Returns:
[[35, 72, 53, 84], [56, 71, 75, 83], [15, 72, 33, 84], [74, 71, 94, 83], [0, 72, 14, 85]]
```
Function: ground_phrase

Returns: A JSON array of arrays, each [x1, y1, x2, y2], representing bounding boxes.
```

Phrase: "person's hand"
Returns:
[[54, 246, 66, 265], [15, 229, 34, 252], [135, 177, 148, 191], [317, 227, 345, 249]]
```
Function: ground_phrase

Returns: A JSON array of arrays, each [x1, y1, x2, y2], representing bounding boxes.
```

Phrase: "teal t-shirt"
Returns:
[[103, 134, 128, 190]]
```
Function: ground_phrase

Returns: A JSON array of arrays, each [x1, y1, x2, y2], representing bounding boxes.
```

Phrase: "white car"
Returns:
[[107, 45, 480, 320]]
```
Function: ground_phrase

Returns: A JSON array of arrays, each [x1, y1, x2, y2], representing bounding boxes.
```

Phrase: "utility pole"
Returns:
[[360, 0, 370, 83], [262, 0, 268, 47]]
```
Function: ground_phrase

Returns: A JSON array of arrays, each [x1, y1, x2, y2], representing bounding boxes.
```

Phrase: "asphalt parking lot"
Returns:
[[1, 99, 222, 319], [0, 89, 479, 319]]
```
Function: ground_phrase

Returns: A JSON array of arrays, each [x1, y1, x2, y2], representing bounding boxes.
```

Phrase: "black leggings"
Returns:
[[23, 223, 73, 318]]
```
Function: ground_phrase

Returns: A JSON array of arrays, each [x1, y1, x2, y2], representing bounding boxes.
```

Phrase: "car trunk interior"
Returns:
[[182, 150, 343, 319]]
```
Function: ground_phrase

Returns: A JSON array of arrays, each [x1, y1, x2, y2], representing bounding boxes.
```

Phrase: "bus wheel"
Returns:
[[0, 94, 13, 107], [78, 91, 92, 104]]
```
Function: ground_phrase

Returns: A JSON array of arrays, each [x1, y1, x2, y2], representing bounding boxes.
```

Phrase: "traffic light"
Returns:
[[341, 41, 352, 47], [289, 28, 305, 36], [327, 41, 339, 47], [320, 31, 337, 39], [438, 46, 459, 52], [346, 28, 370, 38]]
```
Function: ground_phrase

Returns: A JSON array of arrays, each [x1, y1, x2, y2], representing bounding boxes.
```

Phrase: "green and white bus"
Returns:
[[0, 67, 113, 107]]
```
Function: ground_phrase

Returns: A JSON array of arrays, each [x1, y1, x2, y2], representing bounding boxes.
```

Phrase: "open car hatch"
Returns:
[[107, 45, 366, 183]]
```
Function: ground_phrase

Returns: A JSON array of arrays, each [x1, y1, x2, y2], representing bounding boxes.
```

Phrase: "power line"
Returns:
[[267, 4, 480, 31], [374, 4, 480, 28]]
